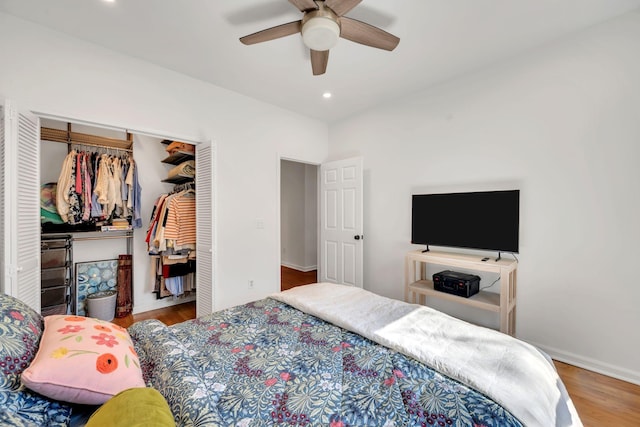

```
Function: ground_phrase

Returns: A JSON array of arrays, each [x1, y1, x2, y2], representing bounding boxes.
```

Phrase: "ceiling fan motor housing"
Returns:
[[302, 7, 340, 51]]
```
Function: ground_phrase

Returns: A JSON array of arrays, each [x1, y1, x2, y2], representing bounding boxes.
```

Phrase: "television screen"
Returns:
[[411, 190, 519, 253]]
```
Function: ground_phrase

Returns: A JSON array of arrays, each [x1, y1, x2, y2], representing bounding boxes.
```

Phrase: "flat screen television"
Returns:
[[411, 190, 520, 253]]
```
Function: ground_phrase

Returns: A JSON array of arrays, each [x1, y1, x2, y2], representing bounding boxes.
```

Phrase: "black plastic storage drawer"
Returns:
[[41, 286, 67, 307], [41, 248, 67, 269], [41, 239, 68, 250], [41, 304, 67, 316], [41, 267, 67, 288]]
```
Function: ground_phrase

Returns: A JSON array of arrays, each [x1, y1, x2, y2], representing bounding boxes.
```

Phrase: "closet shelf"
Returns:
[[162, 174, 194, 185], [161, 151, 195, 165], [41, 126, 133, 151]]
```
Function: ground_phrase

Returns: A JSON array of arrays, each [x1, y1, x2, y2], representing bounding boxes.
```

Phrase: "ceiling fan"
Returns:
[[239, 0, 400, 76]]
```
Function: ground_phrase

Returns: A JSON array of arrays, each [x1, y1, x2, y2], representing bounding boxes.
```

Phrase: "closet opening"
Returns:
[[37, 117, 211, 320]]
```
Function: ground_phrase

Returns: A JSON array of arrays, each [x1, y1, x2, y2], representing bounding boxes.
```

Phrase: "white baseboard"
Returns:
[[281, 262, 317, 273], [528, 340, 640, 386]]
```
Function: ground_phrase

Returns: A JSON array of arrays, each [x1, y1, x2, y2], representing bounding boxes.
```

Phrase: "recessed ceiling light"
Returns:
[[322, 92, 332, 99]]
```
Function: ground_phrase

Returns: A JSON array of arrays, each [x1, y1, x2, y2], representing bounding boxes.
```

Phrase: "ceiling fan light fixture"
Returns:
[[302, 17, 340, 51]]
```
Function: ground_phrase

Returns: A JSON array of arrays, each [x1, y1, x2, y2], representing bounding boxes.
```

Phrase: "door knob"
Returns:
[[354, 235, 363, 240]]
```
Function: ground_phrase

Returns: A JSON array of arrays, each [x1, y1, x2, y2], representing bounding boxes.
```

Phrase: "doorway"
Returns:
[[280, 159, 318, 290]]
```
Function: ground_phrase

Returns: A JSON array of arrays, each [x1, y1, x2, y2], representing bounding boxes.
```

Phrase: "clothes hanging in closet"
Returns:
[[146, 189, 196, 254], [149, 255, 196, 299], [146, 187, 196, 298], [55, 149, 142, 227]]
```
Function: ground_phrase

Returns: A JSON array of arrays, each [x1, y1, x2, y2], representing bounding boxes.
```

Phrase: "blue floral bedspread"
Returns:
[[128, 298, 522, 427]]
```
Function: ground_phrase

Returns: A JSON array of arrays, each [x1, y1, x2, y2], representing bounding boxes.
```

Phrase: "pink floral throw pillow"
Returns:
[[21, 315, 145, 404]]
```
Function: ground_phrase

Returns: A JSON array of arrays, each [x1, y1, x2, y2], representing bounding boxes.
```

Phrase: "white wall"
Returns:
[[131, 133, 191, 313], [280, 160, 305, 270], [304, 164, 318, 269], [0, 12, 328, 312], [328, 11, 640, 384], [280, 160, 317, 271]]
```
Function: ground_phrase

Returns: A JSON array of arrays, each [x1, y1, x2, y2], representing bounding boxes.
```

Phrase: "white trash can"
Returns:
[[86, 290, 117, 321]]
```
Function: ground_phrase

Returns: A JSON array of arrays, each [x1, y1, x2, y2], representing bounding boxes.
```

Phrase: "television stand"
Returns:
[[404, 250, 517, 336]]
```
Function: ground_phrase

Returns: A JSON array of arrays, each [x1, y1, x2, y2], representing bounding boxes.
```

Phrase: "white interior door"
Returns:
[[319, 157, 363, 288], [195, 141, 215, 316], [1, 101, 41, 310]]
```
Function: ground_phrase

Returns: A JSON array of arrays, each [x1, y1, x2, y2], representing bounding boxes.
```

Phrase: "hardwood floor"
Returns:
[[281, 265, 317, 291], [116, 267, 640, 426], [553, 360, 640, 426], [111, 301, 196, 328]]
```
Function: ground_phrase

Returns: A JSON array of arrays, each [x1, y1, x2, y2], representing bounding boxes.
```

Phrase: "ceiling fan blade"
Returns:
[[288, 0, 318, 12], [325, 0, 362, 16], [239, 21, 302, 45], [339, 17, 399, 51], [310, 49, 329, 75]]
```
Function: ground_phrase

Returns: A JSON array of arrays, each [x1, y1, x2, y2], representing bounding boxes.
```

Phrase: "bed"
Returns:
[[1, 283, 582, 426]]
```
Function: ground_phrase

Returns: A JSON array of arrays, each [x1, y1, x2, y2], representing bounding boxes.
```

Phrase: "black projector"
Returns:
[[433, 270, 480, 298]]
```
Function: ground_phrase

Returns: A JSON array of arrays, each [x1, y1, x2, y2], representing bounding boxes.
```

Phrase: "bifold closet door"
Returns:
[[195, 141, 215, 316], [0, 100, 41, 310], [0, 102, 6, 294]]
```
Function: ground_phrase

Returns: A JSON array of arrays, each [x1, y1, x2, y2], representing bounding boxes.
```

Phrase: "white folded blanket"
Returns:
[[271, 282, 582, 427]]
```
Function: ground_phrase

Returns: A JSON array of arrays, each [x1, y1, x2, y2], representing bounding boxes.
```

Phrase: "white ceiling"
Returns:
[[1, 0, 639, 123]]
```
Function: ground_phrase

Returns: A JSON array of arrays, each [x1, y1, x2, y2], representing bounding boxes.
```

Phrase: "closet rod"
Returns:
[[70, 142, 133, 154], [41, 126, 133, 151]]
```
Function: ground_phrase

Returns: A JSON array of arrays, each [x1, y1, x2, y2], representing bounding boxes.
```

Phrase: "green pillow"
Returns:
[[86, 387, 175, 427]]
